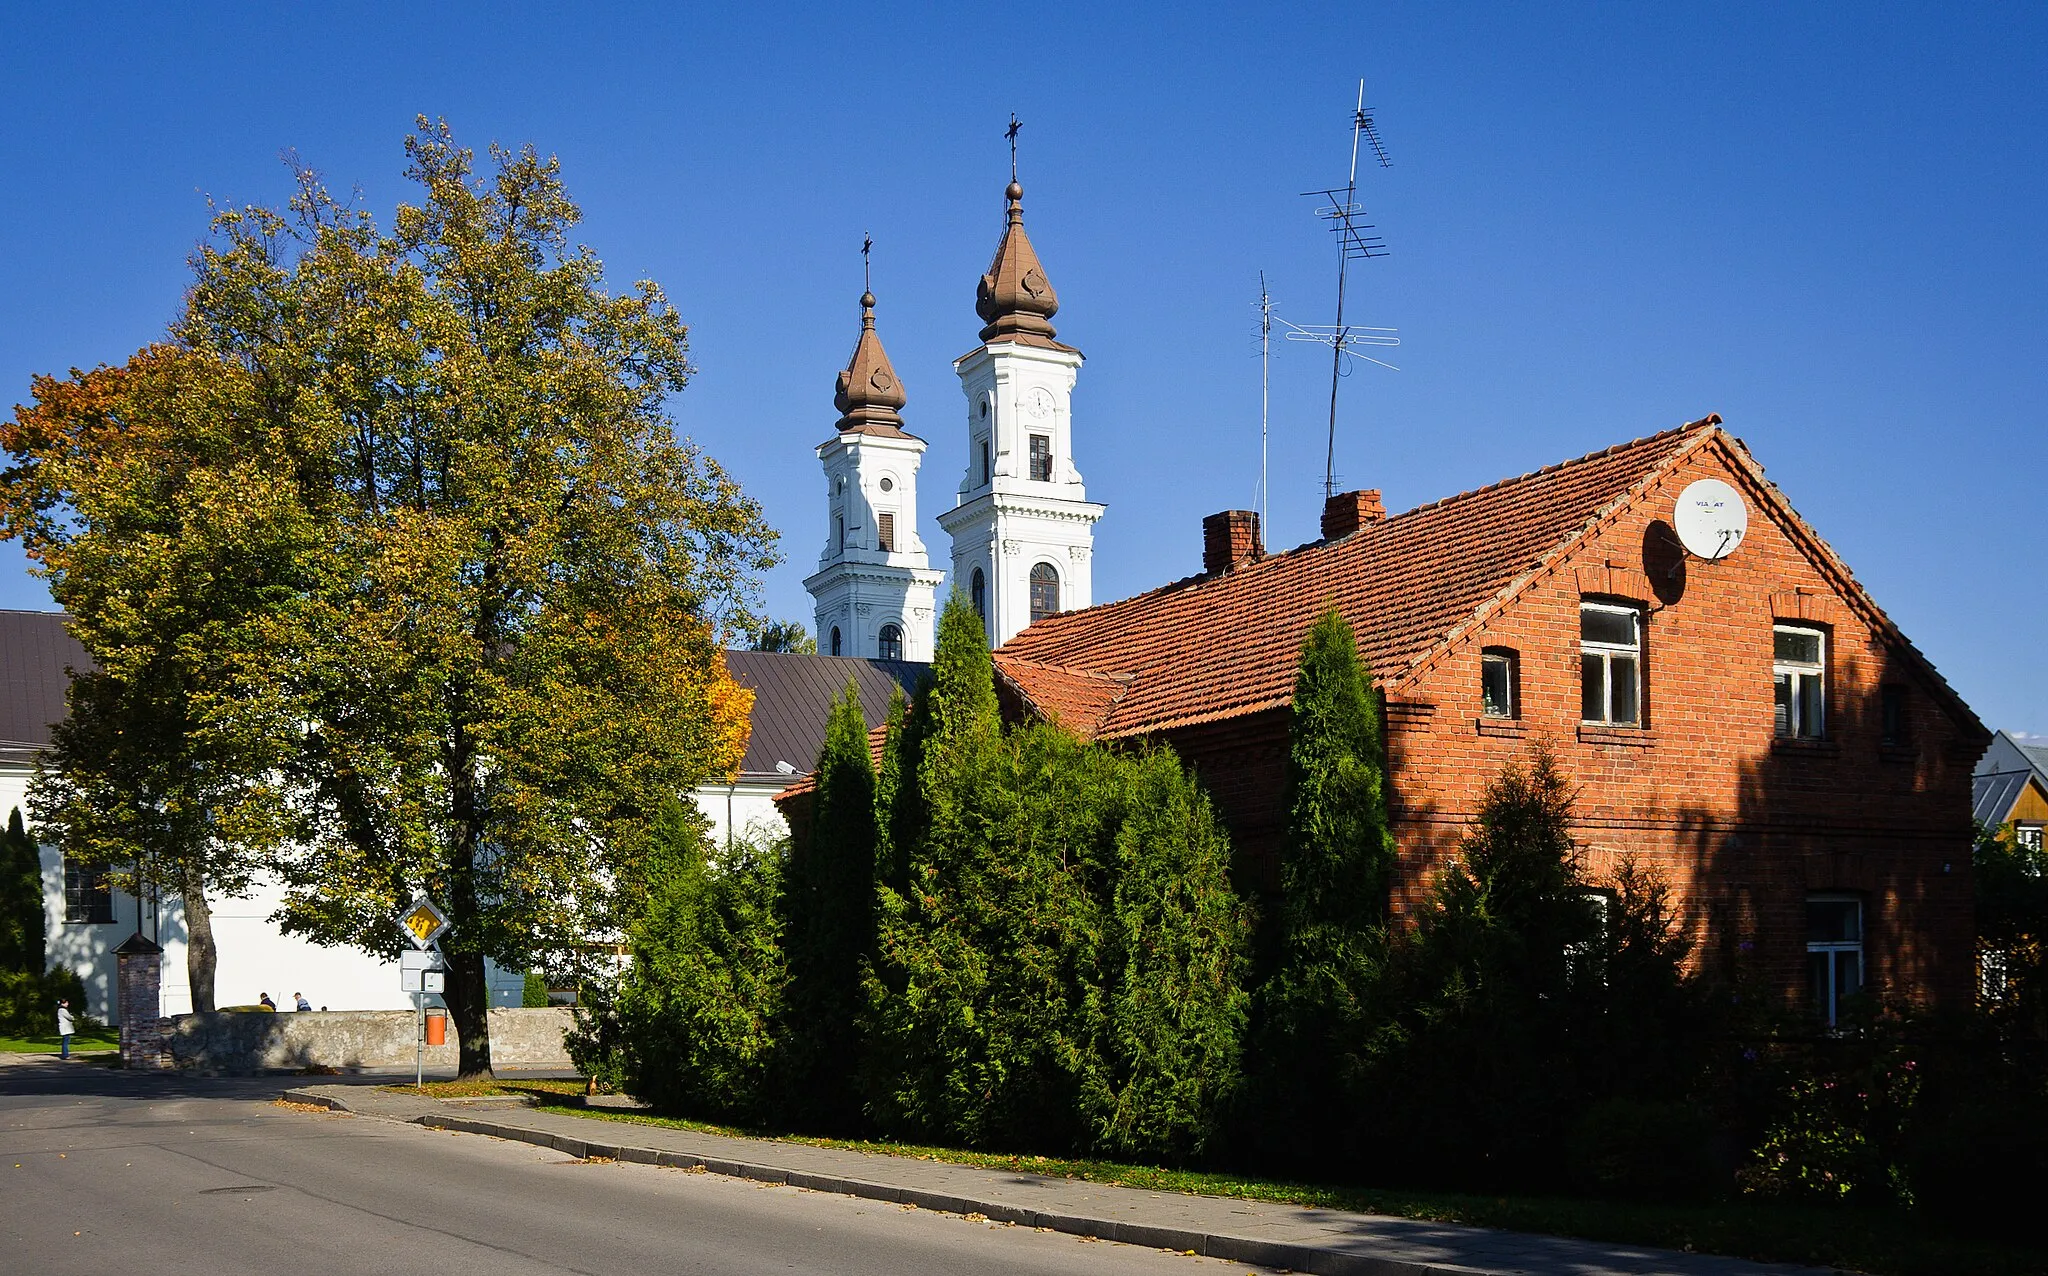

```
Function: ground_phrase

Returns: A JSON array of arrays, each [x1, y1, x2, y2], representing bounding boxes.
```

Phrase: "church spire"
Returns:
[[975, 176, 1062, 345], [834, 284, 909, 434]]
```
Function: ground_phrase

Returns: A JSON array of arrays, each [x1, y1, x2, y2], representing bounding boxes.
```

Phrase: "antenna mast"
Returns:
[[1257, 272, 1273, 528], [1299, 79, 1394, 500]]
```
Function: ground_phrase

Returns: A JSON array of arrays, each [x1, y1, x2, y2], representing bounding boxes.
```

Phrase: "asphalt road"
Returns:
[[0, 1059, 1270, 1276]]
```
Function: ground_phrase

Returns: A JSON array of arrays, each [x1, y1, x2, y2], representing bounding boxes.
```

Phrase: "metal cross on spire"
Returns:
[[1007, 113, 1022, 181], [862, 232, 873, 294]]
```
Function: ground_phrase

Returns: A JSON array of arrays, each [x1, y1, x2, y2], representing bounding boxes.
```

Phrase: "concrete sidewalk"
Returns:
[[283, 1082, 1839, 1276]]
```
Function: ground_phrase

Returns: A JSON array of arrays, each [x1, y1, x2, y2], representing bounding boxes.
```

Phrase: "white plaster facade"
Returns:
[[938, 338, 1104, 649], [803, 430, 943, 661], [6, 763, 528, 1024]]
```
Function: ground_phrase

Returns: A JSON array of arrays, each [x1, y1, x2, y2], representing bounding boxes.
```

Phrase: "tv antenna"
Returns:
[[1297, 79, 1396, 500], [1256, 272, 1273, 527]]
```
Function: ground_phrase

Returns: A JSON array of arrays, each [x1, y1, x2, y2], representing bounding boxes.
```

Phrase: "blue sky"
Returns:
[[3, 4, 2044, 735]]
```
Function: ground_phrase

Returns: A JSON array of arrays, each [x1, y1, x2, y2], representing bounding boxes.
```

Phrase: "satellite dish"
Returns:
[[1674, 479, 1748, 561]]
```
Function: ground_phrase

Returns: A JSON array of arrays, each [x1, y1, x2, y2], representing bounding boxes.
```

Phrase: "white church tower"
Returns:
[[802, 286, 944, 661], [936, 174, 1105, 649]]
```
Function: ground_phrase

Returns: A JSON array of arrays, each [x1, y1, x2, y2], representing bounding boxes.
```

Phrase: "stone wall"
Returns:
[[164, 1006, 574, 1072]]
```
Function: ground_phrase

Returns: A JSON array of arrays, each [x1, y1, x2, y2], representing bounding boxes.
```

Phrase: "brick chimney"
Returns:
[[1202, 510, 1264, 573], [1320, 489, 1386, 540]]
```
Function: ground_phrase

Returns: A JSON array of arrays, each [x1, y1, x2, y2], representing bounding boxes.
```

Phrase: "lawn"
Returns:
[[0, 1025, 119, 1054], [481, 1095, 2045, 1276]]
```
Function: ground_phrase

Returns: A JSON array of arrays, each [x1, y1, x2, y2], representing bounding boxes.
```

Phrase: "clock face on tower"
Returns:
[[1023, 387, 1055, 422]]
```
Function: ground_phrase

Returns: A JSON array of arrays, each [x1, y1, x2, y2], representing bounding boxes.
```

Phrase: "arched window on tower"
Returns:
[[878, 624, 903, 662], [830, 626, 842, 657], [1029, 563, 1060, 624], [970, 568, 986, 620]]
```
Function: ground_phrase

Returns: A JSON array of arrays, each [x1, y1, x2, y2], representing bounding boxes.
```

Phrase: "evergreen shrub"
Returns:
[[572, 802, 786, 1123], [862, 596, 1250, 1161]]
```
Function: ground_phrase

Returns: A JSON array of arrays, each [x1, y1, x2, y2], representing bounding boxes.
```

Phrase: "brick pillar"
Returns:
[[114, 932, 169, 1069]]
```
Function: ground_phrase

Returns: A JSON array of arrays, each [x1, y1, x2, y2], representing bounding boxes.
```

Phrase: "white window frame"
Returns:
[[1480, 648, 1518, 719], [1774, 624, 1827, 740], [1807, 893, 1864, 1028], [1579, 602, 1642, 726], [2017, 824, 2045, 854]]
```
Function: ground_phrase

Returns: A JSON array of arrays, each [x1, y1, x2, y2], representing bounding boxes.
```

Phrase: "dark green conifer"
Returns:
[[0, 808, 43, 976], [1245, 607, 1395, 1169], [778, 680, 878, 1131]]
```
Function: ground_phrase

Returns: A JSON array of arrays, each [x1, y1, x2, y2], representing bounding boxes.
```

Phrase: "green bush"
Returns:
[[863, 596, 1250, 1162], [594, 804, 786, 1123], [1568, 1098, 1720, 1202], [0, 966, 88, 1034], [521, 970, 550, 1008]]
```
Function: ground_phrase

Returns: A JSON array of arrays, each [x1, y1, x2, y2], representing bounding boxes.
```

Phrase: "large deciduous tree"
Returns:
[[5, 123, 775, 1073], [1, 347, 312, 1010]]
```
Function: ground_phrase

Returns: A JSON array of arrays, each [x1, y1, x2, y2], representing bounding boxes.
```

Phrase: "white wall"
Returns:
[[697, 778, 792, 858]]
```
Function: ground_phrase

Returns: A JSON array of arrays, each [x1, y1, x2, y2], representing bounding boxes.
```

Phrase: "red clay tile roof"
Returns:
[[994, 658, 1131, 736], [995, 421, 1719, 739]]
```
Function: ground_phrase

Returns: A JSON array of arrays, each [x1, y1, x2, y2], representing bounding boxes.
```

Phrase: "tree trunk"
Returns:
[[449, 950, 493, 1078], [180, 863, 217, 1014]]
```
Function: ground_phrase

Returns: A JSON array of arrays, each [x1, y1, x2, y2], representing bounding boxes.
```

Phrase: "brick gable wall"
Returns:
[[1131, 439, 1978, 1012], [1383, 439, 1978, 1009]]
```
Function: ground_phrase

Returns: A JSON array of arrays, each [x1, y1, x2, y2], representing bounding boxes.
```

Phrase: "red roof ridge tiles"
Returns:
[[995, 418, 1726, 740], [1395, 415, 1719, 523]]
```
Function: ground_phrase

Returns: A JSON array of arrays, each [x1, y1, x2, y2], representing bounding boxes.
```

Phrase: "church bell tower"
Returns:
[[802, 284, 944, 661], [935, 167, 1105, 649]]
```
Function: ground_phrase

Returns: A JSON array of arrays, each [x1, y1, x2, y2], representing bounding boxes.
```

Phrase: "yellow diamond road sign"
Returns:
[[399, 897, 450, 951]]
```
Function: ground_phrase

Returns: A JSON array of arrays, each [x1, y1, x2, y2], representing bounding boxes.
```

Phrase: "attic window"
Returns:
[[1774, 625, 1826, 740], [1580, 603, 1642, 726], [877, 512, 896, 553], [1880, 685, 1909, 746], [1480, 648, 1518, 719]]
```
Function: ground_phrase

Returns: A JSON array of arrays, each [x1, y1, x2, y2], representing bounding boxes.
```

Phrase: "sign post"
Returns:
[[397, 898, 453, 1090]]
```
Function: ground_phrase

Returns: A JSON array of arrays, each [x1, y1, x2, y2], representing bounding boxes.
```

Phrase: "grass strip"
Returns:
[[510, 1098, 2045, 1276], [0, 1026, 120, 1054]]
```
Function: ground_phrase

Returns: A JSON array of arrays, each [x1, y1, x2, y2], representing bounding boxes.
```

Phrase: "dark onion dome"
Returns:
[[834, 289, 911, 435], [975, 180, 1064, 345]]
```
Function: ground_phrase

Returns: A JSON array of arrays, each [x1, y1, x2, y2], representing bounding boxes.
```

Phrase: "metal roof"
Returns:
[[0, 610, 87, 767], [723, 650, 926, 779], [1974, 770, 2034, 826]]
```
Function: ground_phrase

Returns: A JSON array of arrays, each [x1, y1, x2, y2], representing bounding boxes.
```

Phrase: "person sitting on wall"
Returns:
[[258, 992, 277, 1011], [294, 992, 311, 1012]]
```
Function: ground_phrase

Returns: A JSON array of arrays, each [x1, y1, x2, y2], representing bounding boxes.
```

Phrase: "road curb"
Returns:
[[281, 1086, 1483, 1275]]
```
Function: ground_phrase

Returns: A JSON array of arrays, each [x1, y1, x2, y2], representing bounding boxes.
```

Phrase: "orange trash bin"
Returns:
[[424, 1009, 448, 1046]]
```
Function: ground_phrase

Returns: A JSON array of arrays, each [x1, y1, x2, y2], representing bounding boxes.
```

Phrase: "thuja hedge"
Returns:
[[573, 601, 2041, 1226], [573, 597, 1251, 1162]]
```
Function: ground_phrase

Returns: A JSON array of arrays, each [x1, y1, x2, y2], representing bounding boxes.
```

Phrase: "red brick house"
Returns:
[[993, 416, 1987, 1019]]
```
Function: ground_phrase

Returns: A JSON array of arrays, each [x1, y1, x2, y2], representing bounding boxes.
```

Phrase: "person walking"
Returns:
[[293, 992, 311, 1012], [55, 998, 73, 1060]]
